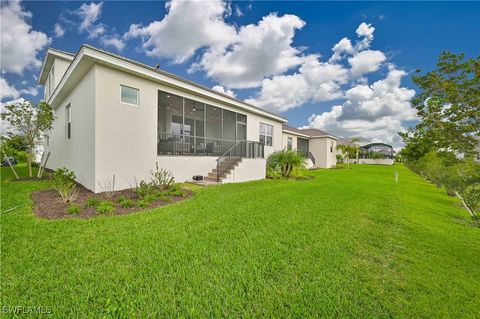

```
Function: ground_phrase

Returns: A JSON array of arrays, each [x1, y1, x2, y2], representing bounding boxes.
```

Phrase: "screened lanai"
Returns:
[[358, 143, 394, 159], [157, 90, 256, 156]]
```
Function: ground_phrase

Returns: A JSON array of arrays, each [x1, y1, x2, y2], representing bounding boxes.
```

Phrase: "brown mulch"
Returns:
[[31, 185, 193, 220]]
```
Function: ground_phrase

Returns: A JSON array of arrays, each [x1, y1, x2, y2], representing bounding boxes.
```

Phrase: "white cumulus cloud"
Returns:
[[54, 23, 65, 38], [75, 2, 105, 38], [196, 13, 306, 89], [124, 0, 236, 63], [211, 85, 236, 98], [304, 67, 416, 147], [245, 55, 348, 112], [0, 77, 38, 101], [0, 1, 50, 74], [100, 35, 125, 51], [348, 49, 386, 77]]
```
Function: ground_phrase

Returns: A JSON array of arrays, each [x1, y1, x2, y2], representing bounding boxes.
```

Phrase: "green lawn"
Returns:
[[1, 164, 479, 317]]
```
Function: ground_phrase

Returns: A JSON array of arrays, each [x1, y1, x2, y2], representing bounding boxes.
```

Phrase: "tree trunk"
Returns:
[[6, 157, 19, 180], [455, 191, 479, 224], [27, 148, 33, 178], [346, 155, 350, 169]]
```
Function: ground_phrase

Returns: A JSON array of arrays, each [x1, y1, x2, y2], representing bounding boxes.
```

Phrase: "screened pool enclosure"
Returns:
[[358, 143, 394, 159]]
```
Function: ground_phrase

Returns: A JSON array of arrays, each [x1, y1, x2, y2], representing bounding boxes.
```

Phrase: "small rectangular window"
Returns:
[[259, 123, 273, 146], [66, 104, 71, 139], [287, 137, 292, 150], [121, 85, 139, 105]]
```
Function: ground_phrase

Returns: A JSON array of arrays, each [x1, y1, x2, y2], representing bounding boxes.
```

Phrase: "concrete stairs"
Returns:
[[204, 157, 242, 182]]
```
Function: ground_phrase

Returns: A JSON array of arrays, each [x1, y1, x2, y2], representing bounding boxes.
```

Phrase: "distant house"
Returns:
[[337, 137, 394, 165], [281, 124, 338, 168]]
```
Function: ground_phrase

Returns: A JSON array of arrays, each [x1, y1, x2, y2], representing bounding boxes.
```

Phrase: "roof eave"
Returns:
[[50, 45, 287, 123], [38, 48, 75, 85], [282, 129, 310, 138]]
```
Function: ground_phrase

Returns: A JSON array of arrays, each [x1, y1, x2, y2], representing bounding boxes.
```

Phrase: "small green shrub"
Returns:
[[169, 189, 185, 197], [85, 197, 101, 208], [51, 167, 77, 204], [118, 197, 133, 208], [121, 199, 133, 208], [67, 203, 80, 215], [134, 180, 155, 199], [266, 166, 282, 179], [144, 194, 157, 204], [137, 200, 149, 209], [165, 184, 184, 196], [150, 163, 175, 189], [96, 201, 115, 215]]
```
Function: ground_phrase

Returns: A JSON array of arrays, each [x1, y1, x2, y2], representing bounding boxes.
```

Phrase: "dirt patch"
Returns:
[[31, 184, 193, 220]]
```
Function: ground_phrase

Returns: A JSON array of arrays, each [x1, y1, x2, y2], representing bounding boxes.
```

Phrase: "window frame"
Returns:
[[287, 136, 293, 150], [259, 123, 273, 147], [66, 103, 71, 140], [120, 85, 140, 106]]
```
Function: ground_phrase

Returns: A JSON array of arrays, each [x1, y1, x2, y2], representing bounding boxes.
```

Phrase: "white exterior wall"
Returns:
[[353, 158, 394, 165], [93, 64, 282, 192], [46, 66, 96, 190], [54, 58, 71, 86], [223, 158, 266, 183], [282, 133, 297, 150], [309, 137, 337, 168]]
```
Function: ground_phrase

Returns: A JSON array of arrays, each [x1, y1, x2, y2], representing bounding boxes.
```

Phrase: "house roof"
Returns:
[[360, 142, 394, 149], [337, 137, 370, 146], [38, 48, 75, 85], [282, 124, 338, 140], [42, 44, 287, 123]]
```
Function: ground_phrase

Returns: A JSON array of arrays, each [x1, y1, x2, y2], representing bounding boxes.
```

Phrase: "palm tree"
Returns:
[[267, 149, 304, 178], [336, 137, 361, 169]]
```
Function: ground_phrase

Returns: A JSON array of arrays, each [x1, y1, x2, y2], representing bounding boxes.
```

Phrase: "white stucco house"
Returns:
[[39, 45, 338, 193], [281, 124, 338, 169]]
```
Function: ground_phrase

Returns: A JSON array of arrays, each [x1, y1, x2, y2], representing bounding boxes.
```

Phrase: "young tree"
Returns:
[[336, 137, 360, 168], [400, 51, 479, 162], [1, 100, 54, 177]]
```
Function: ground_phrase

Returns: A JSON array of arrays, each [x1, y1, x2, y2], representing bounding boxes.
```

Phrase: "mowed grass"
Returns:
[[1, 164, 479, 317]]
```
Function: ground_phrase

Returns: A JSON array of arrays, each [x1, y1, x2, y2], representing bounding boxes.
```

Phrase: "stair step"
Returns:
[[204, 176, 221, 182]]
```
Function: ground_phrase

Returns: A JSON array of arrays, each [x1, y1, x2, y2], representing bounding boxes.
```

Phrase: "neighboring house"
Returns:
[[358, 143, 394, 165], [39, 46, 287, 192], [281, 124, 338, 168], [336, 138, 394, 165]]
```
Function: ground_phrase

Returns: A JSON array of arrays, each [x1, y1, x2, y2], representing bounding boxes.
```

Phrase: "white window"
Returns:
[[121, 85, 139, 105], [287, 136, 292, 150], [259, 123, 273, 146], [66, 104, 71, 139]]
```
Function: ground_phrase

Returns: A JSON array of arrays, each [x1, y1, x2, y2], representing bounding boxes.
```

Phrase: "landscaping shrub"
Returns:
[[408, 151, 480, 223], [67, 203, 80, 215], [150, 163, 175, 189], [96, 201, 115, 215], [51, 167, 77, 204], [144, 194, 157, 204], [336, 154, 343, 164], [136, 200, 149, 209], [118, 196, 133, 208], [120, 199, 133, 208], [134, 180, 155, 199], [85, 198, 101, 208], [267, 150, 305, 178], [164, 184, 184, 197]]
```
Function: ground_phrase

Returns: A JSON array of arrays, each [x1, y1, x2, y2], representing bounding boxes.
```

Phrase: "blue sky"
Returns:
[[1, 1, 479, 146]]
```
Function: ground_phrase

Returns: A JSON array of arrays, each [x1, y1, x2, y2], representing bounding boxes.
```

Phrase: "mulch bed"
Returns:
[[31, 185, 193, 220]]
